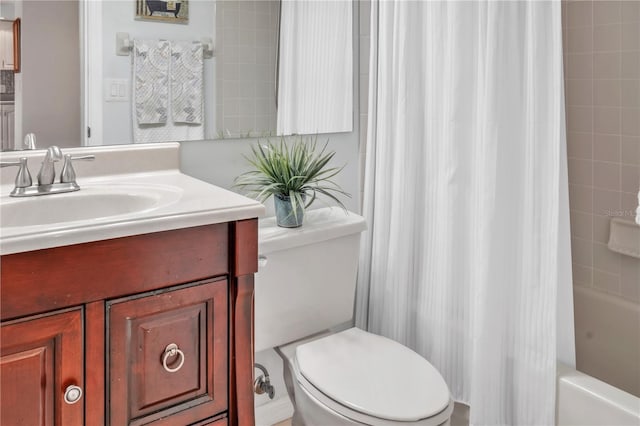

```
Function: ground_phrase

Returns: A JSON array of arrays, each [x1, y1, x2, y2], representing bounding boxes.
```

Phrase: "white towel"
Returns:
[[133, 39, 169, 124], [171, 41, 203, 124]]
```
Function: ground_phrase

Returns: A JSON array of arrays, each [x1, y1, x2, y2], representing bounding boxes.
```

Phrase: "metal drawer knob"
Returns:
[[162, 343, 185, 373], [63, 385, 83, 404]]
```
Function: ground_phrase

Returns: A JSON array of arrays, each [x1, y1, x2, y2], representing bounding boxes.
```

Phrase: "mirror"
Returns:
[[1, 0, 353, 151]]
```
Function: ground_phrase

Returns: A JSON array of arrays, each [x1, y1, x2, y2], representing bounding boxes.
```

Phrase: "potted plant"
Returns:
[[234, 136, 350, 228]]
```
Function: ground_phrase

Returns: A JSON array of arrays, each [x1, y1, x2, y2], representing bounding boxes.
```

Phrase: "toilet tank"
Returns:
[[255, 208, 366, 352]]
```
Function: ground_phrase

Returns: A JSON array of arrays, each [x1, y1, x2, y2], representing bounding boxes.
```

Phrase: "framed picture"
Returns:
[[12, 18, 20, 73], [136, 0, 188, 24]]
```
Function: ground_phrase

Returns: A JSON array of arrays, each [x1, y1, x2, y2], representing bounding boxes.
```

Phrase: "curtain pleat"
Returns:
[[356, 1, 574, 425]]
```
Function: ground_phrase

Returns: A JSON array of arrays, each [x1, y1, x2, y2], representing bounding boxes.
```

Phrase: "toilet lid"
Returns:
[[295, 328, 451, 422]]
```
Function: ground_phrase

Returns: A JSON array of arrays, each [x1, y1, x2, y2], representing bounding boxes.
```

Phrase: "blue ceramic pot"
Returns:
[[274, 193, 305, 228]]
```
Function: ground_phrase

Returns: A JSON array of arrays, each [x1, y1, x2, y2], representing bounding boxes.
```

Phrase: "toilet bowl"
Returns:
[[256, 208, 453, 425]]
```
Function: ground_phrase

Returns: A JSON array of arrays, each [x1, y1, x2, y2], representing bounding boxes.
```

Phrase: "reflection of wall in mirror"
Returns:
[[102, 0, 215, 145], [22, 1, 81, 149], [215, 0, 279, 139]]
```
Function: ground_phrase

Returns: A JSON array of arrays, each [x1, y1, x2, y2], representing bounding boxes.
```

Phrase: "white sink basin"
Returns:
[[1, 184, 182, 228]]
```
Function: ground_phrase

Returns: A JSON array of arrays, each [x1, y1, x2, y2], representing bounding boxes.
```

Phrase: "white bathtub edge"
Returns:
[[557, 362, 640, 426]]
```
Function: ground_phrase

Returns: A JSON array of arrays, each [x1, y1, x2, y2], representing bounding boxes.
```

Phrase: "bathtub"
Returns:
[[556, 362, 640, 426]]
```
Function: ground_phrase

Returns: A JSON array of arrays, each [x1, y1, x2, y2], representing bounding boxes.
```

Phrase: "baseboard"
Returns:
[[255, 396, 294, 426]]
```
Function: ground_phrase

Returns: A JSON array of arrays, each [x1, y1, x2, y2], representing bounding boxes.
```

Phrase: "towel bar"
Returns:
[[116, 32, 214, 58]]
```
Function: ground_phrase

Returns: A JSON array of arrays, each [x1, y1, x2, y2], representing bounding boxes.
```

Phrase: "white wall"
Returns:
[[101, 0, 216, 145]]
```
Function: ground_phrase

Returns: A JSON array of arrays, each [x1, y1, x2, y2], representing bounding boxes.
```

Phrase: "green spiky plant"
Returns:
[[234, 136, 350, 226]]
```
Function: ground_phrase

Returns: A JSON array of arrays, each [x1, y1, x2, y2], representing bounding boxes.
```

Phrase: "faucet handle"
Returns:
[[1, 157, 33, 189], [60, 154, 95, 184]]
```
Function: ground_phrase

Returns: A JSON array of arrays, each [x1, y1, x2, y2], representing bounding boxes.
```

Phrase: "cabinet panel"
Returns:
[[0, 308, 84, 426], [109, 280, 228, 426]]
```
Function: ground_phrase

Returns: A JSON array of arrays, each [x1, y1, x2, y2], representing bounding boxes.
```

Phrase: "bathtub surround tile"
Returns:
[[621, 165, 640, 193], [594, 134, 621, 162], [572, 237, 594, 267], [594, 107, 620, 135], [594, 242, 622, 275], [622, 23, 640, 51], [568, 132, 594, 159], [621, 51, 640, 79], [594, 80, 621, 107], [621, 108, 640, 137], [568, 54, 594, 79], [572, 262, 593, 286], [569, 26, 594, 53], [567, 1, 593, 28], [620, 256, 640, 303], [571, 210, 594, 240], [569, 158, 594, 186], [621, 0, 640, 23], [621, 192, 640, 218], [593, 268, 621, 296], [594, 0, 621, 25], [621, 80, 640, 109], [594, 52, 621, 79], [593, 24, 621, 52], [593, 161, 620, 191], [567, 79, 594, 106], [593, 215, 611, 244], [594, 188, 621, 216], [568, 106, 594, 133], [569, 184, 594, 213]]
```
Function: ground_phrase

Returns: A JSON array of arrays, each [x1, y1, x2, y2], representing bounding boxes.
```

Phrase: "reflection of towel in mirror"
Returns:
[[171, 41, 203, 124], [133, 39, 169, 124]]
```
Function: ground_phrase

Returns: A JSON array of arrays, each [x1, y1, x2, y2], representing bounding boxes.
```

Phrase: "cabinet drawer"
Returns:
[[1, 308, 84, 426], [108, 280, 228, 425]]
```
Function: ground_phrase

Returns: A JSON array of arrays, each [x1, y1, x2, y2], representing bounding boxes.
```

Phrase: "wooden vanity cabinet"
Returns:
[[0, 219, 258, 426]]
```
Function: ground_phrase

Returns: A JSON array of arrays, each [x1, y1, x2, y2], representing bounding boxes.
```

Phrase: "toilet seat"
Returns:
[[293, 328, 453, 425]]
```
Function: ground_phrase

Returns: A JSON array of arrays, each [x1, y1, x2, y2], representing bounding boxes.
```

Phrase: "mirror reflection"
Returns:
[[0, 0, 353, 152]]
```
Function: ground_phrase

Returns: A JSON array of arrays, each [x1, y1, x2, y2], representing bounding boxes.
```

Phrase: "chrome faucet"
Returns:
[[2, 146, 95, 197], [37, 146, 63, 185]]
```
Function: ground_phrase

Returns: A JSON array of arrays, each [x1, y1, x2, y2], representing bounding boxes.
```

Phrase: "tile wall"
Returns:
[[564, 0, 640, 304], [563, 0, 640, 396], [216, 0, 278, 138]]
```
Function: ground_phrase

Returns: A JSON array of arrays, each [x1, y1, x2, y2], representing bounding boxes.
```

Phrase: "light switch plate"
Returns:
[[104, 78, 130, 102]]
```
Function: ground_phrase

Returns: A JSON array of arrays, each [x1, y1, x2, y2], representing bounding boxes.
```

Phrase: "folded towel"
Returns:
[[133, 39, 170, 125], [171, 41, 203, 124]]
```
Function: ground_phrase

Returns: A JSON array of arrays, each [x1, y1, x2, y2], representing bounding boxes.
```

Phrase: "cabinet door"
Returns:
[[109, 279, 228, 426], [0, 308, 84, 426]]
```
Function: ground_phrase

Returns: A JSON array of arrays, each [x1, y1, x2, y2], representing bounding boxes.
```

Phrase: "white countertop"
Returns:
[[0, 143, 265, 255]]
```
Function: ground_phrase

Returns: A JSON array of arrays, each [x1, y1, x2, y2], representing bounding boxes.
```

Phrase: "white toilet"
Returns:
[[255, 208, 454, 426]]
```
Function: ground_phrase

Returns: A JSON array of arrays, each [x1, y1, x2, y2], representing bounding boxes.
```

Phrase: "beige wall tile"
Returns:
[[571, 210, 594, 240], [594, 1, 622, 25], [593, 268, 621, 295], [568, 79, 594, 106], [622, 22, 640, 51], [621, 191, 640, 218], [622, 108, 640, 137], [621, 80, 640, 108], [568, 53, 594, 79], [621, 165, 640, 193], [570, 158, 595, 185], [622, 138, 640, 165], [572, 237, 594, 266], [593, 215, 611, 243], [573, 262, 593, 286], [568, 132, 594, 159], [594, 52, 621, 79], [570, 184, 595, 213], [594, 133, 621, 162], [622, 51, 640, 79], [569, 26, 595, 53], [594, 242, 622, 274], [621, 0, 640, 23], [594, 79, 621, 106], [594, 188, 621, 216], [620, 256, 640, 302], [568, 1, 594, 28], [594, 106, 620, 134], [594, 24, 622, 52], [594, 160, 621, 190], [568, 106, 594, 132]]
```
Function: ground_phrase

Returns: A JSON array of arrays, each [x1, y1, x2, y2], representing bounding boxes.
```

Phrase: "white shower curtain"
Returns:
[[356, 1, 574, 425]]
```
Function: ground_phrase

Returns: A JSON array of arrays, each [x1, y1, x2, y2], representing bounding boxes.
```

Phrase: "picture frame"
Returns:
[[136, 0, 189, 24], [12, 18, 20, 73]]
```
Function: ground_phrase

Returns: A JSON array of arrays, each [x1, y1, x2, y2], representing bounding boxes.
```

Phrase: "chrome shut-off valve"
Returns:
[[254, 363, 275, 399]]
